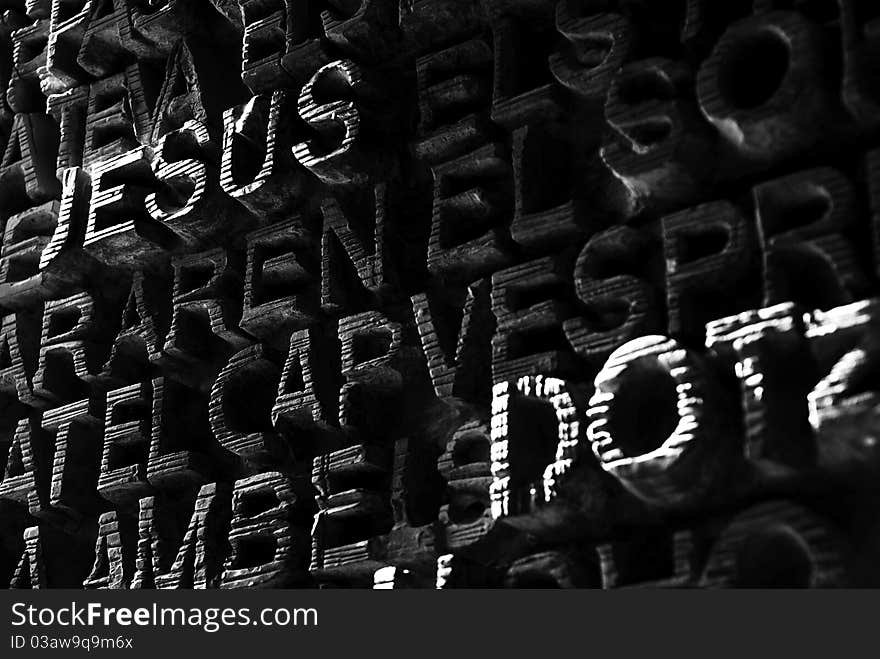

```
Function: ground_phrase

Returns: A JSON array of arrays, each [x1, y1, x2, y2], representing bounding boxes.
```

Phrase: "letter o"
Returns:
[[587, 334, 736, 506]]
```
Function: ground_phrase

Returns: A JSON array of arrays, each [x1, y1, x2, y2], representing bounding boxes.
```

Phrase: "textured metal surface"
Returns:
[[0, 0, 878, 589]]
